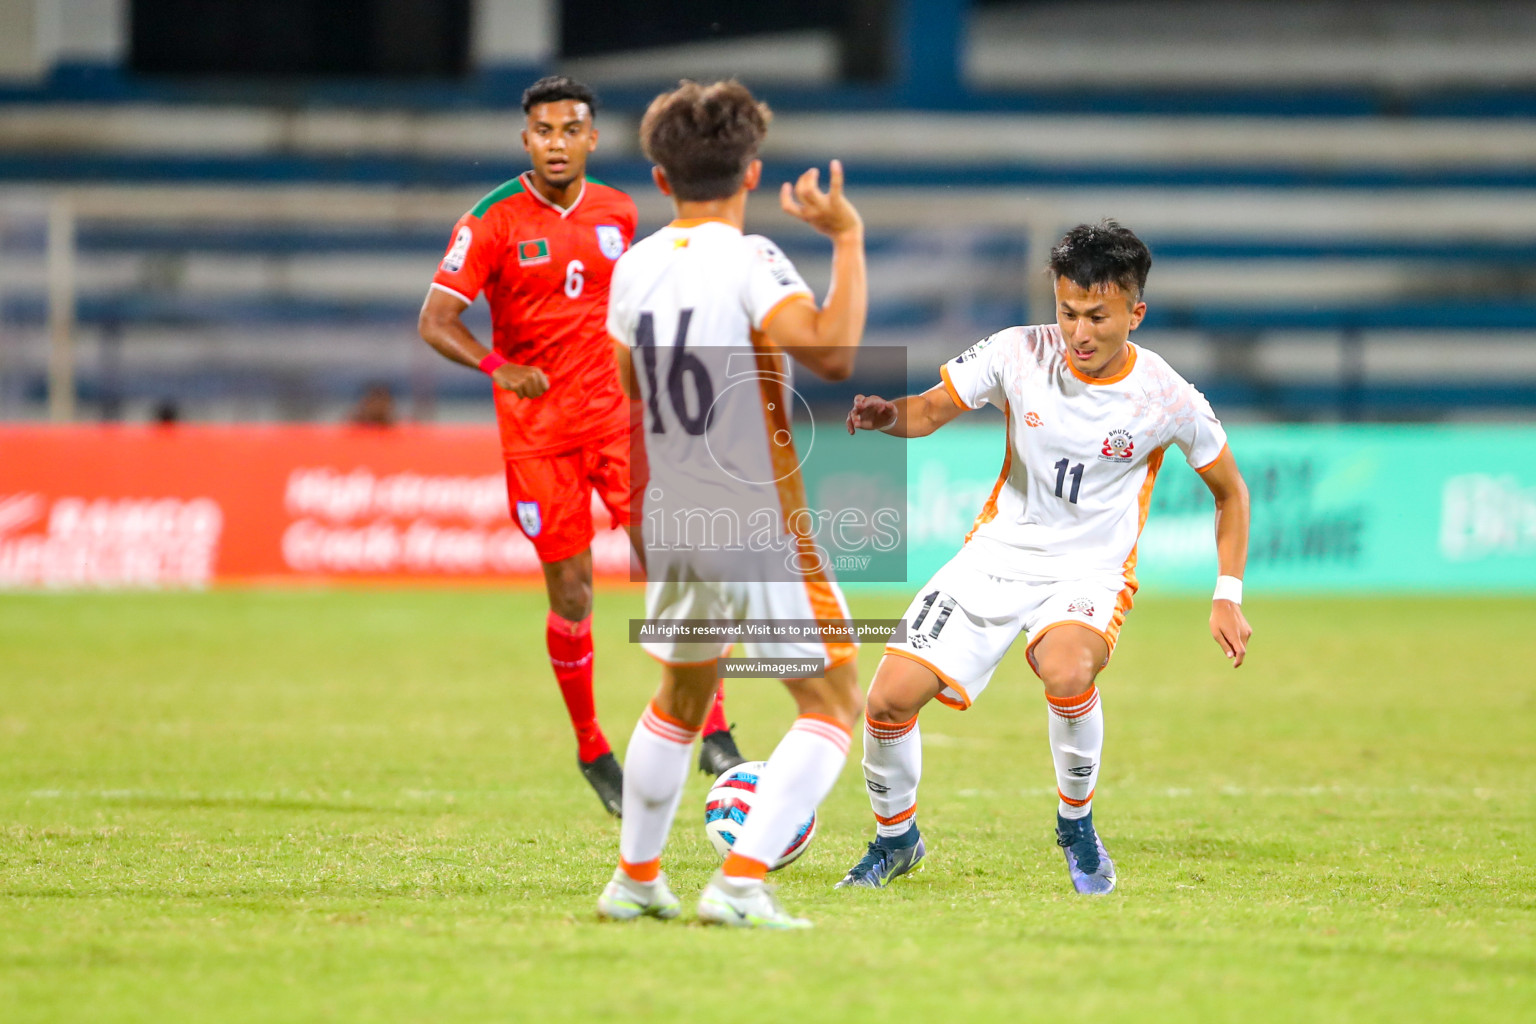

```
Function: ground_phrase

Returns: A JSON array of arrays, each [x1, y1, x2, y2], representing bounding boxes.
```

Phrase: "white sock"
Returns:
[[1046, 686, 1103, 821], [727, 714, 852, 870], [863, 713, 922, 838], [618, 700, 699, 872]]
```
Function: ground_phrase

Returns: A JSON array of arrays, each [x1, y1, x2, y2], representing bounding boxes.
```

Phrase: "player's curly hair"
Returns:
[[1048, 220, 1152, 303], [521, 75, 597, 114], [640, 80, 772, 202]]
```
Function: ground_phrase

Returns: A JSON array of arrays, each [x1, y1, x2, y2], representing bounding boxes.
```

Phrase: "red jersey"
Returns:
[[432, 172, 637, 458]]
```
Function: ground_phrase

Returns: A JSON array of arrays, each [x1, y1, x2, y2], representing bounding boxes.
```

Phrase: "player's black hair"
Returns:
[[640, 79, 771, 201], [1048, 220, 1152, 303], [521, 75, 597, 115]]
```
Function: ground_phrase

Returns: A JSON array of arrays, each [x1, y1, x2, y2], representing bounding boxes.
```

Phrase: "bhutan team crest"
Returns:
[[1099, 428, 1135, 463]]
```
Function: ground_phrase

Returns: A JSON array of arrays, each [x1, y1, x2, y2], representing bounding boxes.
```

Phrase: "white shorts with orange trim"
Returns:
[[641, 573, 857, 670], [884, 545, 1131, 710]]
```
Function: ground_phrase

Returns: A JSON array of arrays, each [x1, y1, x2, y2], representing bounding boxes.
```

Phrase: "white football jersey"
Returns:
[[607, 216, 819, 580], [940, 324, 1228, 583]]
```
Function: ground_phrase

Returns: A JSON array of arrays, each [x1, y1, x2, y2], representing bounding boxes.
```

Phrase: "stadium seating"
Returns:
[[3, 18, 1535, 423]]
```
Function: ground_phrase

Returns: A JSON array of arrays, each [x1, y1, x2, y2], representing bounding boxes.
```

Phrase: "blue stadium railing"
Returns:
[[5, 61, 1536, 118], [5, 155, 1536, 190], [6, 223, 1534, 418]]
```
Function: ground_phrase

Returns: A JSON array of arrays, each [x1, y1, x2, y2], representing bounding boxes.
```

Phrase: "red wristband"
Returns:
[[478, 352, 509, 375]]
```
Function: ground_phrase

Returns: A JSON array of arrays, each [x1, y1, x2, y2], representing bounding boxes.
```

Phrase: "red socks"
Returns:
[[546, 616, 725, 760], [546, 611, 610, 763], [703, 684, 729, 735]]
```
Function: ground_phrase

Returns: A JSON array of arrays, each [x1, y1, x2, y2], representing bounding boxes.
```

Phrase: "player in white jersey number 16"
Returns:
[[598, 80, 868, 930]]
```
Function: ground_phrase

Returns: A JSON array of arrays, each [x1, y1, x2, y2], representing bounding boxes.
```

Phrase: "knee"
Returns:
[[547, 569, 592, 621], [1030, 628, 1107, 699], [864, 673, 930, 725], [865, 686, 918, 726], [1035, 656, 1098, 699], [863, 656, 938, 724]]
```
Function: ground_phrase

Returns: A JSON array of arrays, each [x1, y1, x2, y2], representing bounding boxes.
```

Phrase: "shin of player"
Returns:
[[840, 220, 1253, 895], [596, 80, 868, 928], [614, 663, 860, 904]]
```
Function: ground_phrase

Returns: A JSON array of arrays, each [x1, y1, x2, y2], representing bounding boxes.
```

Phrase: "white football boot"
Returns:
[[696, 871, 812, 930], [596, 867, 682, 921]]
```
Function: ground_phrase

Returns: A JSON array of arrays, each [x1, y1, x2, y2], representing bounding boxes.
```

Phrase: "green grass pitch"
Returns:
[[2, 587, 1533, 1022]]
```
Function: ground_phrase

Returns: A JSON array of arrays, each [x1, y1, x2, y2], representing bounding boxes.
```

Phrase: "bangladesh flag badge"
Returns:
[[517, 238, 551, 266]]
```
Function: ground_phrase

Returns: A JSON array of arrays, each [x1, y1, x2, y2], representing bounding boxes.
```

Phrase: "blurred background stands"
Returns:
[[1, 0, 1534, 424]]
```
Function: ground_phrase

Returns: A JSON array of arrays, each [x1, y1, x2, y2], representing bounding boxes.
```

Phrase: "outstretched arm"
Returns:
[[763, 160, 866, 382], [845, 383, 967, 438], [417, 287, 550, 399], [1198, 447, 1253, 667]]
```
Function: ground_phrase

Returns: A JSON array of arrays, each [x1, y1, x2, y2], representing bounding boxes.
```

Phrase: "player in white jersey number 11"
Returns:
[[838, 220, 1254, 895]]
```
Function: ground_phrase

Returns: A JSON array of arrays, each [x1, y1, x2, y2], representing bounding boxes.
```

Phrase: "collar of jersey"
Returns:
[[1066, 342, 1138, 386], [668, 217, 738, 231], [520, 171, 585, 217]]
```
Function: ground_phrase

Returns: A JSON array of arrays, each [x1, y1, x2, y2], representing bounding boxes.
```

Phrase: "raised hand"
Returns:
[[492, 362, 550, 398], [846, 393, 898, 434], [780, 160, 862, 240]]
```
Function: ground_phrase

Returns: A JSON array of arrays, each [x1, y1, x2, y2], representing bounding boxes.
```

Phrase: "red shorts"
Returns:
[[504, 430, 635, 564]]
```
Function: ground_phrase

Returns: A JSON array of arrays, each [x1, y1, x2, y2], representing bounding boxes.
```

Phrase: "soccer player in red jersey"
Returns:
[[417, 76, 744, 817]]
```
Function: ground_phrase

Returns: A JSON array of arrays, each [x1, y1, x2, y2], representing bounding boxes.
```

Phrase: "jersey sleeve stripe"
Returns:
[[939, 364, 977, 411], [429, 281, 474, 305], [747, 330, 860, 669], [963, 404, 1012, 544], [758, 290, 815, 334], [1193, 443, 1230, 474], [807, 583, 858, 668]]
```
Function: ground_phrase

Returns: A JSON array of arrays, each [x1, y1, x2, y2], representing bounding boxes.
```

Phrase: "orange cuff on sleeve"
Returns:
[[939, 364, 974, 411], [1194, 443, 1231, 474]]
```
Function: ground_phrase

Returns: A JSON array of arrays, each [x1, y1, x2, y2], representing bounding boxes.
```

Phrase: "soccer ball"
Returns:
[[703, 760, 816, 871]]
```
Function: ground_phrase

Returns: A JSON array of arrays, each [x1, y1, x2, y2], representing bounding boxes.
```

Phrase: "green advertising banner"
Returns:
[[896, 423, 1536, 594]]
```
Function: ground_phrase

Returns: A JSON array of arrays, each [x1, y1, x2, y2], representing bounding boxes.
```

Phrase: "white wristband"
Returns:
[[1213, 575, 1243, 604]]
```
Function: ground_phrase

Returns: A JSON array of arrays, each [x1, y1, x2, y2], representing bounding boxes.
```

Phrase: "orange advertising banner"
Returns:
[[0, 425, 631, 587]]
